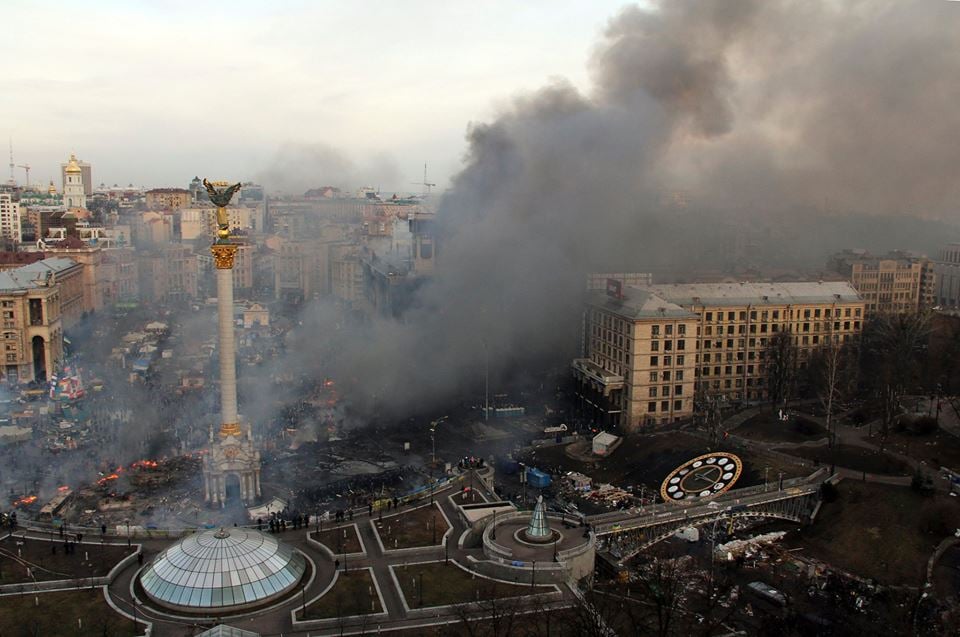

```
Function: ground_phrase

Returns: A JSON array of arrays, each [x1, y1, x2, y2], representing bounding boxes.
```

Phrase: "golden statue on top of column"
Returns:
[[202, 178, 242, 241]]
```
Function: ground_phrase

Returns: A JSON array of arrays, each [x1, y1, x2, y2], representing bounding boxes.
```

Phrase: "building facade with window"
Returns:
[[933, 242, 960, 310], [0, 258, 68, 383], [145, 188, 192, 210], [828, 249, 933, 315], [573, 281, 865, 430], [0, 194, 22, 244]]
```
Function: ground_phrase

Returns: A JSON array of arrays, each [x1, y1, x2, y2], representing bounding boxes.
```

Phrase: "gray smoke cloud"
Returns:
[[281, 0, 960, 417], [255, 142, 401, 195], [646, 0, 960, 217]]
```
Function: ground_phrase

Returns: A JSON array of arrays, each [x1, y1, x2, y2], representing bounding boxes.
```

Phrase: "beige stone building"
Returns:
[[138, 244, 199, 303], [330, 243, 364, 304], [145, 188, 192, 210], [574, 281, 864, 430], [180, 205, 265, 241], [39, 238, 104, 321], [0, 258, 70, 383], [134, 211, 176, 246], [273, 235, 349, 302], [241, 303, 269, 329], [933, 243, 960, 310], [0, 194, 22, 244], [232, 243, 254, 293], [100, 248, 139, 306], [828, 250, 933, 315]]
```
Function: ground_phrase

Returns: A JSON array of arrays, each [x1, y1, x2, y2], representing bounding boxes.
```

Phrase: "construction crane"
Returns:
[[411, 163, 436, 195], [17, 164, 30, 187]]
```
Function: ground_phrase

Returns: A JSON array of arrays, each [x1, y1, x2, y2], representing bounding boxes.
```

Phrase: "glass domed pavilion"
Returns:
[[139, 527, 306, 612]]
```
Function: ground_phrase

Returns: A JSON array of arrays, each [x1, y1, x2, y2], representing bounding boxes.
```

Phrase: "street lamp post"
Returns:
[[709, 510, 729, 600], [491, 509, 497, 540], [484, 340, 490, 422], [531, 560, 536, 590], [519, 463, 527, 505], [429, 416, 448, 505], [301, 580, 307, 618], [936, 383, 943, 424], [763, 466, 770, 492]]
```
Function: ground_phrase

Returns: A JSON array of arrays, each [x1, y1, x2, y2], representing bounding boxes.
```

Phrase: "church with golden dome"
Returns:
[[63, 154, 86, 209]]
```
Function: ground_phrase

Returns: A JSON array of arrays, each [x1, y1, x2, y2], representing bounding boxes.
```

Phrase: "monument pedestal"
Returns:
[[203, 433, 261, 506]]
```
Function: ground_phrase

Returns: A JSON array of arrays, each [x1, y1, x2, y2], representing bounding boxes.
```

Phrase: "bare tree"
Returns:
[[808, 331, 857, 448], [693, 385, 724, 449], [862, 312, 931, 451], [765, 330, 796, 412], [454, 592, 527, 637]]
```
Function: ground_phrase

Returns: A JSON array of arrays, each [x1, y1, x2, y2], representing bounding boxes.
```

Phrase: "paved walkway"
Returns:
[[722, 404, 938, 488], [928, 396, 960, 439], [93, 472, 574, 636]]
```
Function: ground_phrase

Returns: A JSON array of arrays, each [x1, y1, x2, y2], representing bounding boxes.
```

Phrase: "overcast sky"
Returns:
[[2, 0, 632, 192]]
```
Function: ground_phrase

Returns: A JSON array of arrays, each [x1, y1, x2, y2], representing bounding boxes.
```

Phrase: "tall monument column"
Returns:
[[212, 243, 240, 436], [202, 179, 260, 506]]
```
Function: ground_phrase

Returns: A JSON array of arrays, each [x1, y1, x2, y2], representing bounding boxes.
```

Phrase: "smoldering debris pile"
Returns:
[[128, 455, 203, 493]]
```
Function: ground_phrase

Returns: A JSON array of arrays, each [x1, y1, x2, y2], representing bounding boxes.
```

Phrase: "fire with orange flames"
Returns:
[[97, 473, 120, 486]]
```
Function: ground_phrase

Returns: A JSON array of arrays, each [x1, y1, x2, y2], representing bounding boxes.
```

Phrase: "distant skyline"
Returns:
[[2, 1, 632, 193]]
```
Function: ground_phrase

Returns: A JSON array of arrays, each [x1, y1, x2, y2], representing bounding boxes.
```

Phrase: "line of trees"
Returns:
[[760, 311, 933, 445]]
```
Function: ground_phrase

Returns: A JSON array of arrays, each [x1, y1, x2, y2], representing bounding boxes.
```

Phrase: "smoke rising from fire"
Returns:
[[265, 0, 960, 418]]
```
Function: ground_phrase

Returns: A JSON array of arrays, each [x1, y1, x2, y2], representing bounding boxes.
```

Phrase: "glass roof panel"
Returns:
[[140, 528, 305, 611]]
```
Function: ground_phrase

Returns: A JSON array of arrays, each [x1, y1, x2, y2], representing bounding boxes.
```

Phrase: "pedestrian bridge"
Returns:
[[586, 468, 829, 558]]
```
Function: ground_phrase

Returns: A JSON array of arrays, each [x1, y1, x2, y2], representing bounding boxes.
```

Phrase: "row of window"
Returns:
[[704, 306, 861, 322], [648, 355, 686, 367], [650, 324, 686, 336], [648, 400, 683, 413], [648, 370, 684, 382], [700, 365, 759, 377], [650, 339, 685, 351], [648, 385, 684, 397]]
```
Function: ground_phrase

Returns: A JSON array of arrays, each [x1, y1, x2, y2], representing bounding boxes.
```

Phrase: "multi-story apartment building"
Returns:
[[274, 239, 321, 303], [38, 238, 104, 320], [145, 188, 192, 210], [330, 244, 364, 304], [0, 258, 70, 383], [573, 281, 865, 430], [586, 272, 652, 290], [232, 243, 254, 295], [180, 205, 265, 241], [828, 249, 932, 315], [0, 194, 22, 244], [133, 211, 175, 246], [272, 233, 350, 302], [933, 242, 960, 309], [138, 244, 198, 303], [100, 248, 139, 306]]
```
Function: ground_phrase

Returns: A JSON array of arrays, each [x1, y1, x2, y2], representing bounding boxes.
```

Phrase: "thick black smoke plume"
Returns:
[[278, 0, 960, 417]]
